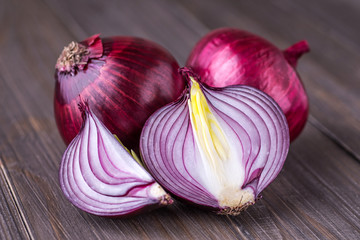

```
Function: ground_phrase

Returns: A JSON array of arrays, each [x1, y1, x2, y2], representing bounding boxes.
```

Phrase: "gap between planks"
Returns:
[[0, 157, 34, 240], [308, 115, 360, 162]]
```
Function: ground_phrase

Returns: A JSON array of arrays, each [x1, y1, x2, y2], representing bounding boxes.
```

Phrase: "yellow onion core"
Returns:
[[188, 77, 255, 213], [188, 77, 229, 171]]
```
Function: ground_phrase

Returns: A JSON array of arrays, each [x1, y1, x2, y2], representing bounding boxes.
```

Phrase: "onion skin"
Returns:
[[140, 68, 289, 215], [59, 102, 172, 217], [186, 28, 309, 141], [54, 34, 185, 151]]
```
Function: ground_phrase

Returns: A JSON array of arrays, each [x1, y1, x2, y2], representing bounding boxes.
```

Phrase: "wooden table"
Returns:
[[1, 0, 359, 239]]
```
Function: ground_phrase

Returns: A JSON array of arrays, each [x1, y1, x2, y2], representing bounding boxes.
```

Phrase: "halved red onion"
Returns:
[[59, 102, 172, 217], [140, 68, 289, 215], [186, 28, 309, 141]]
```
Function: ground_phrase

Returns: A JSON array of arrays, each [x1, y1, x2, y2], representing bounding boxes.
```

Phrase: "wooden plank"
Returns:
[[227, 123, 360, 240], [266, 125, 360, 239], [0, 159, 30, 240], [175, 0, 360, 160], [41, 0, 209, 64]]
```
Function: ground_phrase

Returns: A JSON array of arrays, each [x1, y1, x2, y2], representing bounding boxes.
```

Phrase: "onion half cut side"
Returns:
[[140, 68, 289, 215], [59, 101, 172, 217]]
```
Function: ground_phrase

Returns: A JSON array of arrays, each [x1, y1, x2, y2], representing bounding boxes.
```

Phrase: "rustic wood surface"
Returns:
[[0, 0, 359, 239]]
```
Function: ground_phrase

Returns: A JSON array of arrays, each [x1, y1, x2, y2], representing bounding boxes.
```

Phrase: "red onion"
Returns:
[[54, 34, 185, 151], [140, 68, 289, 215], [59, 101, 172, 217], [186, 28, 309, 141]]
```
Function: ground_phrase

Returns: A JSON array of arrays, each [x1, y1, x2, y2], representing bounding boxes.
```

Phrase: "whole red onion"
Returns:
[[54, 34, 185, 150], [186, 28, 309, 141]]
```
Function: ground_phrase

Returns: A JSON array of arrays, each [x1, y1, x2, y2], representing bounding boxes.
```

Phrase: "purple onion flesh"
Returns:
[[59, 102, 172, 217]]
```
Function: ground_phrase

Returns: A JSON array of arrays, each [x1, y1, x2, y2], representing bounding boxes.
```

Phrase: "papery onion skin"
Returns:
[[54, 34, 185, 151], [59, 101, 172, 217], [186, 28, 309, 141], [140, 68, 289, 215]]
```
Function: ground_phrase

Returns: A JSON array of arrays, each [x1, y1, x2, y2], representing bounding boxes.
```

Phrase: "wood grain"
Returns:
[[0, 159, 30, 240], [0, 0, 359, 239]]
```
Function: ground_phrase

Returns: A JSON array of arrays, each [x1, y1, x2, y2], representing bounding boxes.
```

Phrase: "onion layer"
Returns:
[[54, 34, 185, 151], [186, 28, 309, 141], [140, 68, 289, 215], [59, 102, 172, 217]]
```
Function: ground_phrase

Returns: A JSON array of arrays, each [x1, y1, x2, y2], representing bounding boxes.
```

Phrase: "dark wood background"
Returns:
[[1, 0, 359, 239]]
